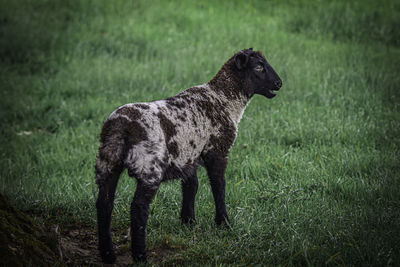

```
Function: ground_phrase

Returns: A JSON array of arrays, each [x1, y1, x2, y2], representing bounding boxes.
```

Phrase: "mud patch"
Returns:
[[0, 193, 182, 265], [59, 225, 183, 265], [63, 225, 170, 266]]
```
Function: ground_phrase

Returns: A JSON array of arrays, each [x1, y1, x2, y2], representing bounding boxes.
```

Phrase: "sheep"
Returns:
[[95, 48, 282, 263]]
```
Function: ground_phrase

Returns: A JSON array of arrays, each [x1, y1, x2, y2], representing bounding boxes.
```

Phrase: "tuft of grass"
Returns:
[[0, 0, 399, 265]]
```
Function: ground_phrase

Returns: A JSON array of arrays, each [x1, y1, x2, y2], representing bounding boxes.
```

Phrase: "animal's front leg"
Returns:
[[204, 153, 230, 226], [180, 174, 199, 224], [131, 181, 159, 261]]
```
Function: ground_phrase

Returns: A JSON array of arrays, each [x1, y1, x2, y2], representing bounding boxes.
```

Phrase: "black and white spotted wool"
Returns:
[[95, 48, 282, 263]]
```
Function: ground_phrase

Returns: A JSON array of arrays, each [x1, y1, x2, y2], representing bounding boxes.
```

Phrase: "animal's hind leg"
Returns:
[[130, 180, 159, 261], [180, 174, 199, 224], [95, 162, 122, 264]]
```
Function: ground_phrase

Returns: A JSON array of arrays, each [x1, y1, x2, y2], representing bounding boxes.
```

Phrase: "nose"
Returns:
[[274, 79, 282, 90]]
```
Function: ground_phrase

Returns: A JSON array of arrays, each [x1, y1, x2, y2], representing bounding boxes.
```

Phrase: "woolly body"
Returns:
[[96, 82, 248, 189]]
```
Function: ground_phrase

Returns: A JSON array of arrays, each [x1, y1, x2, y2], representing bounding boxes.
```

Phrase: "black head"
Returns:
[[234, 48, 282, 99]]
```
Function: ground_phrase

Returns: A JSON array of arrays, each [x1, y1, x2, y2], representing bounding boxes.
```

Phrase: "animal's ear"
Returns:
[[234, 52, 249, 70]]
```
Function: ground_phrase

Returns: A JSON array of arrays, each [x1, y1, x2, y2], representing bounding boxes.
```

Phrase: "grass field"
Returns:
[[1, 0, 400, 265]]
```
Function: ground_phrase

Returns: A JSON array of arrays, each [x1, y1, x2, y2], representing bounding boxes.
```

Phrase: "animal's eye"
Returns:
[[255, 65, 264, 72]]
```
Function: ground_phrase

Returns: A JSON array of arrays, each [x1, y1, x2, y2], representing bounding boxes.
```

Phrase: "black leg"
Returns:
[[180, 174, 199, 225], [96, 168, 122, 264], [131, 181, 159, 261], [203, 153, 230, 226]]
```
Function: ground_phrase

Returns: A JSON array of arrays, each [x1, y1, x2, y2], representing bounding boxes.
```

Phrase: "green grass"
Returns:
[[1, 0, 400, 265]]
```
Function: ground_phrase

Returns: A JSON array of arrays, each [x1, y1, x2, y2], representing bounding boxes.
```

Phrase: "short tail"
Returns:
[[95, 119, 127, 185]]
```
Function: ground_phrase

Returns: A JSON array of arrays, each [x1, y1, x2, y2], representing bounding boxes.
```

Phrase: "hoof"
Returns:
[[216, 217, 231, 229], [181, 216, 196, 226], [132, 252, 147, 262], [100, 250, 116, 264]]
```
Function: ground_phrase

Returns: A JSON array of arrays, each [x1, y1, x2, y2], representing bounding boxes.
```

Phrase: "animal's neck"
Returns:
[[208, 66, 252, 125]]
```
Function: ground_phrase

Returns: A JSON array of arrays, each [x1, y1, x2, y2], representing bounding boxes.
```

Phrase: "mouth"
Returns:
[[265, 86, 280, 98], [265, 89, 276, 98]]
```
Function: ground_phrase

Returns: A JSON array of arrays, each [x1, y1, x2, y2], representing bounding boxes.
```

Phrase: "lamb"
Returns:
[[95, 48, 282, 263]]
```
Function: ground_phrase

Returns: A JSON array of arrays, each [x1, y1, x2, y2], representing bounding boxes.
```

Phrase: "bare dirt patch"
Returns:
[[0, 193, 182, 266], [59, 224, 182, 265], [59, 224, 132, 266]]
